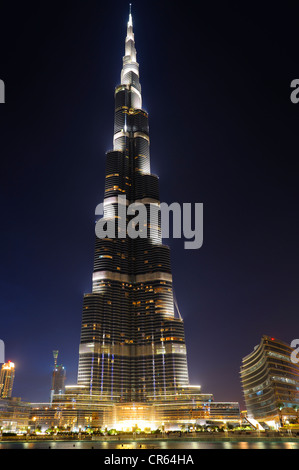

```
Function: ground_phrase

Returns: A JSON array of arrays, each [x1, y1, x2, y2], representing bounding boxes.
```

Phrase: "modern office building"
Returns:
[[76, 8, 191, 405], [50, 9, 240, 430], [33, 392, 240, 432], [0, 397, 31, 433], [50, 351, 66, 403], [0, 361, 15, 399], [240, 335, 299, 428]]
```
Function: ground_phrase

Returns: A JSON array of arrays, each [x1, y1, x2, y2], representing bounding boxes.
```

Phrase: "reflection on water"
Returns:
[[0, 439, 299, 450], [239, 441, 249, 449]]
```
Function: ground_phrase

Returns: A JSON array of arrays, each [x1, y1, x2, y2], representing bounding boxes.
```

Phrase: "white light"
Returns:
[[114, 420, 154, 432]]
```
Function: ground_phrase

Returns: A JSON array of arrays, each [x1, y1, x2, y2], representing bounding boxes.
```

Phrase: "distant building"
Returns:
[[0, 397, 30, 433], [240, 335, 299, 429], [50, 351, 66, 403], [0, 361, 15, 398]]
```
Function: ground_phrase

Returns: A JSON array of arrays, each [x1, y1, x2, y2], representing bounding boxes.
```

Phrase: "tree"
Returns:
[[277, 402, 284, 427], [292, 405, 299, 423]]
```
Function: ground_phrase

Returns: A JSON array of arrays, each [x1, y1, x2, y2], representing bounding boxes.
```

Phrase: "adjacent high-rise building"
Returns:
[[240, 335, 299, 428], [76, 8, 190, 404], [0, 361, 15, 398], [50, 351, 66, 403]]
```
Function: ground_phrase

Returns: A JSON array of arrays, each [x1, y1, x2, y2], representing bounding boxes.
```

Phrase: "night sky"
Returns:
[[0, 0, 299, 410]]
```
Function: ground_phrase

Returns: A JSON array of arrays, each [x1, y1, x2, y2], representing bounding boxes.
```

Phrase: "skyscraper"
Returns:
[[77, 7, 190, 404], [49, 9, 240, 431], [0, 361, 15, 398], [50, 351, 66, 403]]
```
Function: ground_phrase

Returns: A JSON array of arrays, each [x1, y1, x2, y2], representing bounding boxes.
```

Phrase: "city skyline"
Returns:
[[0, 1, 299, 410]]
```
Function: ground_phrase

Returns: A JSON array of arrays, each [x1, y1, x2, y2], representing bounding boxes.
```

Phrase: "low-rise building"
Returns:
[[240, 335, 299, 429]]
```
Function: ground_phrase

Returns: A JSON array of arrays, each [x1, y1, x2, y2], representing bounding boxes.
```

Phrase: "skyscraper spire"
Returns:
[[53, 350, 58, 369], [121, 3, 139, 88]]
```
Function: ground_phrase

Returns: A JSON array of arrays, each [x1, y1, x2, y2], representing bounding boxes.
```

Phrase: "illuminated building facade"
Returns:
[[77, 9, 190, 404], [50, 351, 66, 403], [50, 9, 240, 430], [240, 335, 299, 428], [30, 395, 240, 432], [0, 361, 15, 399], [0, 397, 30, 432]]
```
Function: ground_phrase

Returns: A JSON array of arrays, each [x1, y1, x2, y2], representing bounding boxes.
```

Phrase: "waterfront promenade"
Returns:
[[1, 430, 298, 444]]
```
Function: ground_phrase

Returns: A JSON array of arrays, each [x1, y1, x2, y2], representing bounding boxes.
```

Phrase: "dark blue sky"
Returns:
[[0, 0, 298, 409]]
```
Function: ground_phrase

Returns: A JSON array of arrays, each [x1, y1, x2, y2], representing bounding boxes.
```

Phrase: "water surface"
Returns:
[[0, 439, 298, 449]]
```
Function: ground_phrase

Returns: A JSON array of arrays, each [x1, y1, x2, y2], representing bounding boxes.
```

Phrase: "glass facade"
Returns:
[[241, 335, 299, 425], [76, 10, 190, 405], [47, 10, 240, 431], [0, 361, 15, 399]]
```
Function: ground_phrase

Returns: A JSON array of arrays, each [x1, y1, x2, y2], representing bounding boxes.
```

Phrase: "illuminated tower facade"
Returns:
[[76, 9, 190, 404], [241, 335, 299, 425], [0, 361, 15, 398], [50, 351, 66, 403]]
